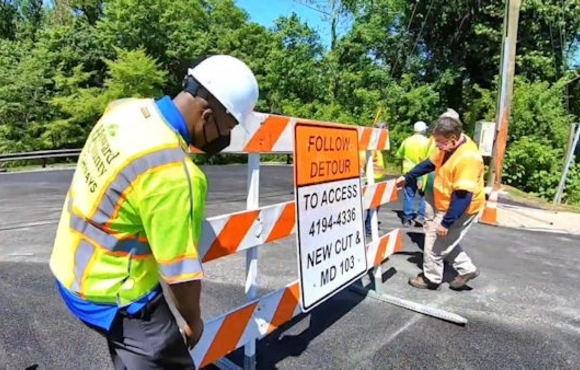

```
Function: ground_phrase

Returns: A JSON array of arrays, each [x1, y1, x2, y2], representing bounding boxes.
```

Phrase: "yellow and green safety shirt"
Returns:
[[50, 96, 207, 330], [396, 133, 430, 186], [359, 150, 385, 182]]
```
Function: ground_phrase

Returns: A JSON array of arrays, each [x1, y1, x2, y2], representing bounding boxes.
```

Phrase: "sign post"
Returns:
[[294, 121, 368, 312]]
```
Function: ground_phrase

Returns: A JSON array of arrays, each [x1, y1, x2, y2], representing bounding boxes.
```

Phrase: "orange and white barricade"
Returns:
[[189, 113, 402, 369]]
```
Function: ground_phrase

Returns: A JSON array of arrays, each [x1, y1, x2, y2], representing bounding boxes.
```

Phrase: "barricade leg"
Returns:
[[364, 150, 382, 294], [349, 285, 468, 325], [214, 155, 261, 370], [244, 153, 260, 370]]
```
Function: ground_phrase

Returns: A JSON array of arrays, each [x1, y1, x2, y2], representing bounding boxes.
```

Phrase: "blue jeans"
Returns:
[[364, 207, 379, 234], [403, 181, 425, 221]]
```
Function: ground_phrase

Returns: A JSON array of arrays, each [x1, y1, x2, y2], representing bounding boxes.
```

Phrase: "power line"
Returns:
[[291, 0, 332, 16]]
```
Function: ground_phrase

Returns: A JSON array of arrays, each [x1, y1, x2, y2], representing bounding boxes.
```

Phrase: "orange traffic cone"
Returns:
[[479, 188, 499, 226]]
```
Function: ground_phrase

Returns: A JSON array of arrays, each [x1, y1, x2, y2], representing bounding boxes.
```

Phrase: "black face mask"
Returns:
[[182, 75, 235, 155], [200, 131, 231, 156], [200, 114, 234, 156]]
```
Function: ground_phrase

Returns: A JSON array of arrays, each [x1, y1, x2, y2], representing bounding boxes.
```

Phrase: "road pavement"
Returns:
[[1, 165, 579, 370]]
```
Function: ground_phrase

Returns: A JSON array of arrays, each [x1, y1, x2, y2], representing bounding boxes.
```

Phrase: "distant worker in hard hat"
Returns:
[[395, 114, 484, 290], [395, 121, 430, 227], [49, 55, 259, 369], [360, 122, 387, 235]]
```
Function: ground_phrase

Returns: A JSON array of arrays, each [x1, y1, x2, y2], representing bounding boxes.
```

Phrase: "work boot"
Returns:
[[408, 273, 439, 290], [450, 270, 480, 290]]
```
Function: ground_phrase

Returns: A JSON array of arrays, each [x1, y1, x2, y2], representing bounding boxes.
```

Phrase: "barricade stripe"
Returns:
[[367, 229, 403, 267], [271, 118, 295, 153], [195, 229, 404, 368], [201, 302, 258, 367], [265, 202, 296, 243], [190, 317, 221, 367], [362, 179, 398, 210], [359, 128, 373, 149], [243, 115, 289, 153], [387, 230, 404, 256], [188, 113, 390, 154], [389, 181, 398, 202], [373, 235, 390, 266], [376, 130, 388, 150], [203, 210, 260, 262], [267, 282, 300, 333], [370, 182, 387, 209], [199, 180, 398, 263]]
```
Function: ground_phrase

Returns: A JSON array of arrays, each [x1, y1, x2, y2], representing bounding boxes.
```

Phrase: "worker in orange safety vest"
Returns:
[[395, 114, 484, 291]]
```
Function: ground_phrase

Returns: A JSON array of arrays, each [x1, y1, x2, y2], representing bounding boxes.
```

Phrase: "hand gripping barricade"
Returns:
[[188, 113, 404, 369]]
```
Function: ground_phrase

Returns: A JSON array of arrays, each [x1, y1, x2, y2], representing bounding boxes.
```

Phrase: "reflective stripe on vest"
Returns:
[[50, 98, 204, 306], [91, 147, 185, 224]]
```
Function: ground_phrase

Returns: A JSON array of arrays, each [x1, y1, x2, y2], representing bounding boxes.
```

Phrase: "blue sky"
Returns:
[[234, 0, 337, 48], [234, 1, 580, 68]]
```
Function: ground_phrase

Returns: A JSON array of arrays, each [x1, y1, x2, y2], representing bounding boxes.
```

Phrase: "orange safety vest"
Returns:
[[429, 134, 485, 215]]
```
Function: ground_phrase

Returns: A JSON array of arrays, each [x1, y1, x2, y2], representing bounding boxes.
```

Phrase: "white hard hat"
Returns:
[[440, 108, 460, 121], [188, 55, 259, 124], [414, 121, 428, 132]]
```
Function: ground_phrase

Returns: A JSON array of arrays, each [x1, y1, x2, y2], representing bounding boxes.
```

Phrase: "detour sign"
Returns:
[[293, 121, 368, 311], [294, 123, 360, 187]]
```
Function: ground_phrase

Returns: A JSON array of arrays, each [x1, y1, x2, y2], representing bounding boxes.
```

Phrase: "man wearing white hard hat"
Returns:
[[49, 55, 259, 369], [395, 121, 430, 227]]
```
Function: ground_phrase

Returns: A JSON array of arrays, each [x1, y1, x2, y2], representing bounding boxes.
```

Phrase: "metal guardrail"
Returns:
[[0, 149, 82, 161], [0, 149, 82, 171], [0, 149, 292, 172]]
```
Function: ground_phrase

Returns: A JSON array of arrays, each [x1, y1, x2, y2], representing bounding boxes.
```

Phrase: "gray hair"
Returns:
[[432, 117, 462, 138], [439, 108, 460, 122], [374, 121, 387, 129]]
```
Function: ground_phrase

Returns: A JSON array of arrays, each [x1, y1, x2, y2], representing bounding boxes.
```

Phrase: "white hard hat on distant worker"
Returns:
[[187, 55, 259, 125], [414, 121, 428, 133]]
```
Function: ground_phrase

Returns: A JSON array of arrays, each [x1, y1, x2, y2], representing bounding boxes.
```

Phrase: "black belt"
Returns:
[[119, 291, 164, 319]]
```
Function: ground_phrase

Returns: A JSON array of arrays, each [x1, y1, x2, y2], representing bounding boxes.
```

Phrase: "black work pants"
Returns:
[[83, 293, 196, 370]]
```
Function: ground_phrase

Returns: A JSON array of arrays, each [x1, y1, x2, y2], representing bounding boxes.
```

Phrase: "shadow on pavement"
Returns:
[[223, 270, 400, 369], [404, 231, 462, 284]]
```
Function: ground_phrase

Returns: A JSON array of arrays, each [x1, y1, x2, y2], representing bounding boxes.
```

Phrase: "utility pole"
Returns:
[[486, 0, 522, 187], [554, 123, 580, 204]]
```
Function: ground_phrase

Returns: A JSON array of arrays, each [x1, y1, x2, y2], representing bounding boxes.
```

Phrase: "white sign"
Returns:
[[294, 122, 368, 311]]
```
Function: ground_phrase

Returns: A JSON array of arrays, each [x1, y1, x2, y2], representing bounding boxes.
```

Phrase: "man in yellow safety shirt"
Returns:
[[49, 55, 259, 369], [395, 115, 484, 290], [395, 121, 430, 227], [360, 122, 387, 234]]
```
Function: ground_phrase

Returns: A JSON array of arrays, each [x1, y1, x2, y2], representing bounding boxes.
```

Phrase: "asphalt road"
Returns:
[[1, 165, 579, 370]]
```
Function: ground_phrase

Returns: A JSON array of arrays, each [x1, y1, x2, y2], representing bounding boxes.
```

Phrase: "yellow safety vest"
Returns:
[[396, 133, 430, 174], [359, 150, 385, 182], [429, 134, 485, 215], [50, 98, 207, 306]]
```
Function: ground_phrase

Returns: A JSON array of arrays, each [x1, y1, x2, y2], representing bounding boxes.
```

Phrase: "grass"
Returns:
[[502, 185, 580, 213]]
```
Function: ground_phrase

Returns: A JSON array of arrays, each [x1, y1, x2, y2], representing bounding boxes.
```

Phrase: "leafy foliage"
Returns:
[[1, 0, 580, 202]]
